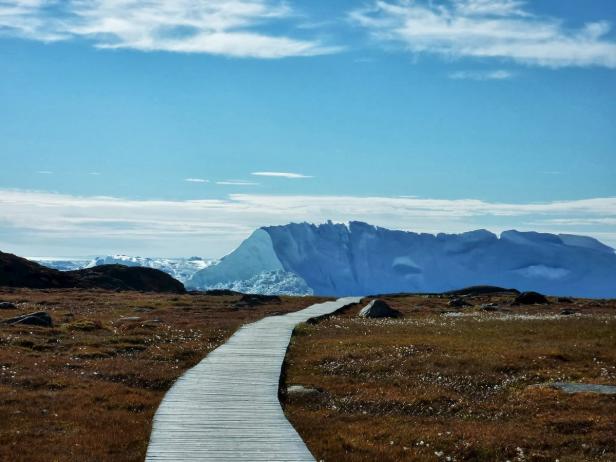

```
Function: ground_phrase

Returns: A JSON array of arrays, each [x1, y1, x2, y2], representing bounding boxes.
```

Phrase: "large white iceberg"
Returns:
[[188, 222, 616, 298]]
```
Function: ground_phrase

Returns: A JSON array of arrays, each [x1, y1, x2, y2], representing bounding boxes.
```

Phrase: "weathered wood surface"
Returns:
[[146, 297, 361, 461]]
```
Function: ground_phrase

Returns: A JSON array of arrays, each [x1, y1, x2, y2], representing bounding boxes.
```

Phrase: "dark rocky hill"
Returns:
[[0, 251, 185, 293]]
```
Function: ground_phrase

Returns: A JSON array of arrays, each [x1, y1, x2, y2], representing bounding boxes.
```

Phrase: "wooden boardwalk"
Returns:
[[146, 297, 361, 462]]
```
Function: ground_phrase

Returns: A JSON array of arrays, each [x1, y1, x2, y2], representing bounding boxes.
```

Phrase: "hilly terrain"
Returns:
[[0, 251, 185, 293], [32, 255, 212, 286]]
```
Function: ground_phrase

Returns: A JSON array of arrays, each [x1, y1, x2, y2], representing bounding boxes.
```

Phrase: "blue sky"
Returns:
[[0, 0, 615, 257]]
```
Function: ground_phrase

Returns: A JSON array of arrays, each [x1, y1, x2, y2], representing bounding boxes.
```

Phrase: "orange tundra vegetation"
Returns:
[[282, 293, 616, 462]]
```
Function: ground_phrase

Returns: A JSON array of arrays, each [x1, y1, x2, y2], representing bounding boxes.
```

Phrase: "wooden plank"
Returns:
[[146, 297, 360, 461]]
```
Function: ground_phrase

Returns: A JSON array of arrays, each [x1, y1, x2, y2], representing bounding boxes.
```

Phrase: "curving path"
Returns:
[[146, 297, 361, 462]]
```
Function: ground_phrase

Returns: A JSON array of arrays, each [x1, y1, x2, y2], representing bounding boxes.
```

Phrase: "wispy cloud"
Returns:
[[185, 178, 209, 183], [36, 170, 53, 174], [1, 189, 614, 256], [216, 180, 259, 186], [350, 0, 616, 68], [449, 70, 513, 80], [88, 172, 101, 176], [0, 0, 340, 58], [251, 171, 313, 179]]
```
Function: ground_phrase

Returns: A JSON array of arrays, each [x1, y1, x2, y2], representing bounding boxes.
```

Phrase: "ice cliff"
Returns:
[[188, 222, 616, 298]]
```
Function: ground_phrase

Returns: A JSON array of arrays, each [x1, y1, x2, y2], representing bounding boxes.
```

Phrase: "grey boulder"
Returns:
[[2, 311, 53, 327], [358, 300, 402, 319]]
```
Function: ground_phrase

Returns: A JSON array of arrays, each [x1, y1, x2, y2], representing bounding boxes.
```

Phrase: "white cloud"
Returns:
[[0, 0, 340, 58], [0, 189, 615, 257], [216, 180, 259, 186], [449, 69, 513, 80], [251, 171, 313, 179], [350, 0, 616, 68], [185, 178, 209, 183], [36, 170, 53, 174], [530, 218, 616, 226]]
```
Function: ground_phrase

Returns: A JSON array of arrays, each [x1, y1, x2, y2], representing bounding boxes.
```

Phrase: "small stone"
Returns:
[[116, 316, 142, 323], [286, 385, 321, 397], [481, 303, 499, 312]]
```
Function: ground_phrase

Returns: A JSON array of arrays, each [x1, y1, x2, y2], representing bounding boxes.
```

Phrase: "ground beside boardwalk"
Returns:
[[282, 294, 616, 462], [0, 288, 324, 462]]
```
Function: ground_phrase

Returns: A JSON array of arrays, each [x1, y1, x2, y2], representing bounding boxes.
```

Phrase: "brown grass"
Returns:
[[0, 288, 325, 462], [282, 294, 616, 462]]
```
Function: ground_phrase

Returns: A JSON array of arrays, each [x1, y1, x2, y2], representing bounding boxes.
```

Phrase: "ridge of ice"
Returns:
[[189, 222, 616, 297]]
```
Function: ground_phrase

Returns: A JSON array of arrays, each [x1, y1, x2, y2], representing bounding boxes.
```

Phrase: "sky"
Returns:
[[0, 0, 615, 257]]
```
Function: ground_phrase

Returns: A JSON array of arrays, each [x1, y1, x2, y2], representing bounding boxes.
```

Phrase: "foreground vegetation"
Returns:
[[282, 294, 616, 461], [0, 288, 324, 462]]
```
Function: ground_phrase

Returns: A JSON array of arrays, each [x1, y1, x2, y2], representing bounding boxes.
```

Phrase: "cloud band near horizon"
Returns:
[[1, 189, 614, 257]]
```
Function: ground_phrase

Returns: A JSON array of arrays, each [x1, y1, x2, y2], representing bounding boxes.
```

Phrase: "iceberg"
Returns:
[[189, 222, 616, 298]]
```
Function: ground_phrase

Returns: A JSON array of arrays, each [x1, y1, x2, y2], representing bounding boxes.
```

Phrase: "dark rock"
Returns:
[[358, 299, 402, 319], [69, 265, 186, 293], [0, 302, 16, 309], [560, 308, 577, 316], [514, 291, 550, 305], [446, 285, 520, 296], [204, 289, 242, 296], [0, 251, 72, 289], [234, 294, 281, 308], [557, 297, 574, 303], [448, 297, 471, 308], [481, 303, 499, 312], [2, 311, 53, 327]]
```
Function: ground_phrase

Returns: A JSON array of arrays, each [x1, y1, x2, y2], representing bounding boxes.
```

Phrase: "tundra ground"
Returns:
[[282, 294, 616, 462], [0, 288, 324, 462]]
